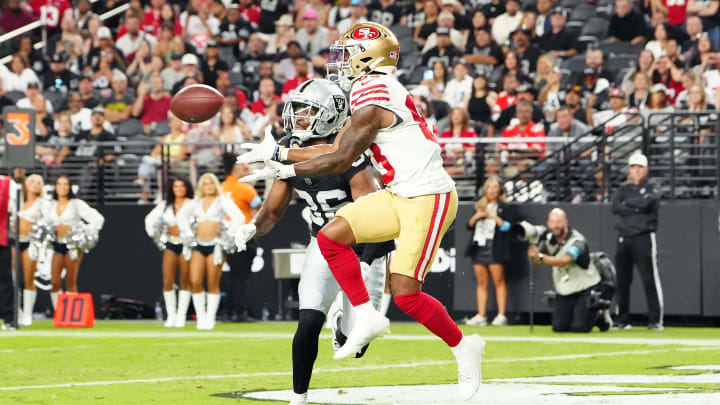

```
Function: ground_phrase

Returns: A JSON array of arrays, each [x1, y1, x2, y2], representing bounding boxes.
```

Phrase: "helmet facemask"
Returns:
[[326, 43, 357, 91], [283, 98, 334, 142]]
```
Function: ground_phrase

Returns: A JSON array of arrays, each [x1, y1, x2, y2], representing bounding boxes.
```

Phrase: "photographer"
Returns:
[[525, 208, 611, 333]]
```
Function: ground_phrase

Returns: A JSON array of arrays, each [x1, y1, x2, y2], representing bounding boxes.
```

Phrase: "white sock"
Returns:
[[176, 290, 191, 322], [192, 293, 207, 323], [379, 293, 392, 316], [206, 293, 221, 324], [23, 289, 37, 318], [50, 291, 59, 309], [450, 334, 469, 357], [163, 290, 177, 324]]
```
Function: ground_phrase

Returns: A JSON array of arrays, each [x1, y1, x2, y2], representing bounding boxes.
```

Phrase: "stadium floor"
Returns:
[[1, 321, 719, 404]]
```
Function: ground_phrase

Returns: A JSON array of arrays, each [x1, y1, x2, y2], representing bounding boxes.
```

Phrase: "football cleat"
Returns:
[[454, 334, 485, 401], [333, 307, 389, 360]]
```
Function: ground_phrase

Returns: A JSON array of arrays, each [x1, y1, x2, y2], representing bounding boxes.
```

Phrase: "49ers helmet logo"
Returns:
[[351, 26, 380, 40]]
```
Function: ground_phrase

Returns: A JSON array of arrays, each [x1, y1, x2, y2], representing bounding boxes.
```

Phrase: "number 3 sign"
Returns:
[[2, 107, 35, 168]]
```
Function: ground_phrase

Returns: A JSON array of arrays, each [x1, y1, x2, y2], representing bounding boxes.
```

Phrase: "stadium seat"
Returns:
[[432, 100, 450, 120], [560, 0, 585, 8], [3, 91, 24, 104], [390, 24, 413, 41], [570, 4, 595, 22], [598, 40, 643, 57], [605, 55, 638, 76], [399, 37, 419, 54], [399, 50, 422, 70], [566, 21, 583, 37], [581, 17, 610, 38], [152, 120, 171, 137], [116, 118, 145, 138], [43, 90, 66, 113], [562, 55, 588, 75]]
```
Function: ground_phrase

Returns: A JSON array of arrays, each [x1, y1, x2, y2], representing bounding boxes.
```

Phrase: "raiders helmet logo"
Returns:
[[333, 95, 346, 113], [351, 26, 380, 40]]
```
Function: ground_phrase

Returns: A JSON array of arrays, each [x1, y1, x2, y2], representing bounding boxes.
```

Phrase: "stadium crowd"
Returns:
[[1, 0, 720, 202]]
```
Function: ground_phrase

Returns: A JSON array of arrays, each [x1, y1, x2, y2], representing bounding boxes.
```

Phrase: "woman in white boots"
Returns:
[[145, 178, 194, 328], [179, 173, 243, 330], [16, 174, 49, 326], [45, 176, 104, 308]]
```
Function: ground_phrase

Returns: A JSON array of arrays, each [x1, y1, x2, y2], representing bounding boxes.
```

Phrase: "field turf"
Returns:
[[0, 321, 719, 404]]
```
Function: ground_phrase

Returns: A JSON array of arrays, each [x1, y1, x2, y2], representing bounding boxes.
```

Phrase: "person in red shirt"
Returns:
[[132, 73, 173, 131], [251, 77, 283, 115], [28, 0, 71, 34], [491, 73, 519, 120], [652, 0, 687, 26], [0, 0, 37, 34], [500, 100, 546, 158], [281, 55, 312, 100], [440, 108, 479, 176], [239, 0, 261, 28]]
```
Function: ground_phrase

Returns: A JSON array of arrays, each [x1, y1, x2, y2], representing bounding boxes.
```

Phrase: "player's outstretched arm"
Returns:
[[285, 120, 350, 162], [293, 106, 392, 176], [252, 180, 294, 237]]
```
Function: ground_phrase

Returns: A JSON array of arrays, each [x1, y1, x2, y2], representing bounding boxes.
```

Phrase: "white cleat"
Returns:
[[19, 312, 32, 327], [164, 316, 176, 328], [288, 391, 307, 405], [454, 334, 485, 401], [173, 317, 186, 328], [333, 305, 389, 360]]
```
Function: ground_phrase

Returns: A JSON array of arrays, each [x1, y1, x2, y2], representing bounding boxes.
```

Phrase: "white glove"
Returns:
[[237, 126, 283, 164], [239, 160, 296, 183], [235, 223, 257, 252]]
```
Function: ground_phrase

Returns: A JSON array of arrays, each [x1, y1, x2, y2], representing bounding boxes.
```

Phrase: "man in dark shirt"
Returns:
[[74, 107, 116, 162], [368, 0, 402, 27], [43, 53, 78, 100], [237, 33, 274, 86], [217, 4, 254, 58], [201, 40, 229, 88], [464, 27, 504, 77], [78, 74, 102, 109], [0, 81, 14, 112], [563, 85, 589, 124], [421, 27, 463, 68], [510, 27, 541, 75], [258, 0, 289, 34], [608, 0, 648, 44], [538, 7, 578, 58]]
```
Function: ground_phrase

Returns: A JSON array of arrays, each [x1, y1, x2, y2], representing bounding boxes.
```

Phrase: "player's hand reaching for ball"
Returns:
[[235, 223, 257, 252], [237, 126, 283, 164], [238, 160, 296, 183]]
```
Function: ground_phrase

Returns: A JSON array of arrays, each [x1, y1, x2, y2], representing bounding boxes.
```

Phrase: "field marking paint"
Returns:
[[0, 339, 234, 354], [0, 347, 715, 391], [2, 331, 720, 347]]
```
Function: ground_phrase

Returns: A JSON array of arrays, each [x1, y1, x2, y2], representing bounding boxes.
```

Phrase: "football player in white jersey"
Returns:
[[235, 79, 391, 405], [236, 22, 485, 401]]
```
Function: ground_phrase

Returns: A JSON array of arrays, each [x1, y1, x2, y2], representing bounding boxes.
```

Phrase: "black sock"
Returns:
[[292, 309, 325, 394]]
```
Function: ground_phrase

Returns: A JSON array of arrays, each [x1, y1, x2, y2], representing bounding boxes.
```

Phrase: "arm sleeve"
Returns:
[[568, 239, 590, 269], [249, 195, 262, 209], [76, 200, 104, 231], [144, 203, 164, 238]]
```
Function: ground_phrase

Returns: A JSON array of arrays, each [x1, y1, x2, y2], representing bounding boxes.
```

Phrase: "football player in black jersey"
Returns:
[[234, 78, 392, 405]]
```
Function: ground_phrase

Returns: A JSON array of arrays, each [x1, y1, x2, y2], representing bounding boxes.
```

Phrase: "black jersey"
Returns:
[[280, 136, 370, 237]]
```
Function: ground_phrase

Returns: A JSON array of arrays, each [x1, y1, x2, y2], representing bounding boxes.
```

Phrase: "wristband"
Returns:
[[279, 164, 296, 179], [279, 146, 289, 161]]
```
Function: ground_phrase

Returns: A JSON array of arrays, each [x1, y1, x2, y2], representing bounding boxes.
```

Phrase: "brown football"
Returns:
[[170, 84, 224, 123]]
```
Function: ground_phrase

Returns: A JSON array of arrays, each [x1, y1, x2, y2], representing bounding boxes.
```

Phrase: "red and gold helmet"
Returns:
[[326, 22, 400, 89]]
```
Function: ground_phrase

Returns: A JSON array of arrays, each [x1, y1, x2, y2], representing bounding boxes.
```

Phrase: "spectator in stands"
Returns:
[[237, 33, 273, 85], [171, 53, 201, 94], [534, 0, 552, 37], [143, 0, 176, 36], [217, 3, 253, 57], [443, 60, 473, 109], [200, 40, 228, 88], [490, 50, 528, 86], [421, 12, 466, 54], [17, 82, 54, 115], [491, 73, 519, 122], [464, 177, 512, 327], [628, 72, 652, 110], [338, 0, 368, 34], [282, 56, 311, 100], [74, 0, 96, 33], [368, 0, 402, 27], [0, 81, 13, 112], [0, 54, 42, 94], [402, 0, 426, 29], [688, 0, 720, 48], [91, 49, 127, 93], [588, 88, 630, 130], [415, 0, 441, 48], [161, 52, 185, 91], [574, 49, 613, 85], [275, 41, 307, 83], [646, 22, 671, 60], [125, 40, 154, 87], [136, 113, 189, 204], [509, 27, 541, 75], [78, 74, 102, 109], [652, 0, 688, 27], [440, 108, 478, 176], [500, 100, 547, 161], [464, 27, 504, 78], [564, 85, 588, 124], [621, 50, 655, 94], [465, 75, 495, 125], [40, 112, 75, 168], [675, 70, 709, 108], [251, 77, 282, 117], [0, 0, 36, 34], [329, 0, 352, 28], [187, 122, 221, 187], [643, 83, 676, 124], [482, 0, 506, 24], [132, 73, 172, 134], [520, 12, 537, 42], [296, 8, 329, 57], [67, 92, 92, 133], [581, 68, 611, 112], [50, 12, 84, 62], [534, 53, 556, 90], [493, 83, 544, 136], [185, 0, 220, 54], [216, 105, 251, 152], [421, 26, 462, 68], [608, 0, 648, 44], [547, 107, 590, 156], [442, 0, 471, 31], [683, 15, 704, 52], [17, 35, 46, 77], [687, 32, 714, 69], [264, 14, 295, 54], [539, 66, 563, 121], [42, 53, 77, 98], [416, 61, 448, 101], [491, 0, 523, 45], [538, 7, 578, 59], [74, 108, 118, 195], [103, 72, 135, 125], [413, 94, 440, 133], [85, 26, 122, 73], [470, 9, 489, 32], [650, 55, 684, 104], [258, 0, 289, 34], [117, 12, 158, 61]]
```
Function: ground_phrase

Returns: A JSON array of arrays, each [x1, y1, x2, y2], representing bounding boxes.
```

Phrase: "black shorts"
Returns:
[[18, 242, 30, 252], [165, 242, 183, 255], [471, 241, 498, 266], [53, 242, 68, 255], [193, 244, 215, 257]]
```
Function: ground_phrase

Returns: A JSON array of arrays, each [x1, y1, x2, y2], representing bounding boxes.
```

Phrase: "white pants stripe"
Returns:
[[650, 232, 664, 325]]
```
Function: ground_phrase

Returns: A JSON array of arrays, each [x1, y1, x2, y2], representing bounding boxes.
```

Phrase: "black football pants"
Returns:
[[614, 232, 664, 325], [552, 286, 597, 333]]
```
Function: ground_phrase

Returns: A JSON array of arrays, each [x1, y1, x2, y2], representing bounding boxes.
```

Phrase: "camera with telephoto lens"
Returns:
[[510, 221, 548, 244]]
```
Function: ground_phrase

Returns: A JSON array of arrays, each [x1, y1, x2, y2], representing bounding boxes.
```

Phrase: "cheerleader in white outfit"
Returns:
[[179, 173, 244, 330], [15, 175, 49, 326], [44, 176, 105, 308], [144, 178, 194, 327]]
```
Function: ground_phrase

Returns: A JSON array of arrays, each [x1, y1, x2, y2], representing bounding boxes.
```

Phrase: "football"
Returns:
[[170, 84, 224, 123]]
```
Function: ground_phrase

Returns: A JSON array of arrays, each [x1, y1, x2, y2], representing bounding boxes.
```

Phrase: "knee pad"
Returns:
[[297, 309, 325, 336]]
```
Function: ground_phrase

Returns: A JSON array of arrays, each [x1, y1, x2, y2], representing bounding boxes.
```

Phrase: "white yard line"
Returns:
[[0, 339, 234, 354], [2, 331, 720, 347], [0, 347, 715, 391]]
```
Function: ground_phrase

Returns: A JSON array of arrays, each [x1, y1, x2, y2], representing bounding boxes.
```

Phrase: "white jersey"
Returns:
[[348, 74, 455, 198]]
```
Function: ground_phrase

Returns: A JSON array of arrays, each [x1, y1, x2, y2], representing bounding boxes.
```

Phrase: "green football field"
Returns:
[[1, 321, 719, 404]]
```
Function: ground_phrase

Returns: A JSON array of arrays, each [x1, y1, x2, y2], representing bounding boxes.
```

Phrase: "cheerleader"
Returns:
[[144, 178, 194, 328], [179, 173, 244, 330], [16, 174, 49, 326], [45, 176, 104, 308]]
